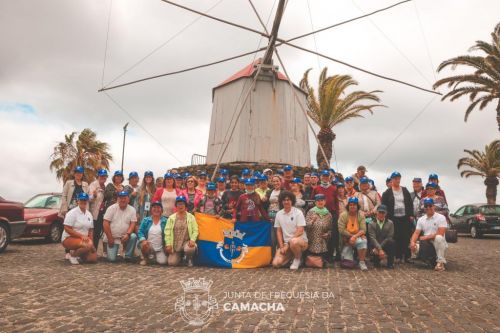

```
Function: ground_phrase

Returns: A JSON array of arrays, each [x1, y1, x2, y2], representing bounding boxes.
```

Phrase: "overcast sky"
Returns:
[[1, 0, 499, 212]]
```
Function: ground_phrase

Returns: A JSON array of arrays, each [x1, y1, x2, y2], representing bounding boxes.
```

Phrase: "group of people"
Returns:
[[59, 164, 450, 271]]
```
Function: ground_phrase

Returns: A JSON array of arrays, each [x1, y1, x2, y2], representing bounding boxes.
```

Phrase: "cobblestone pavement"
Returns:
[[1, 235, 499, 333]]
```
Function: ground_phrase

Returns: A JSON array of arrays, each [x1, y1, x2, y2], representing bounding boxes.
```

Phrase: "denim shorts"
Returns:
[[354, 237, 368, 250]]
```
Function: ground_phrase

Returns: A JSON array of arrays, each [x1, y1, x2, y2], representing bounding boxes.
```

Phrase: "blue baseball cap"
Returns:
[[320, 170, 330, 176], [129, 171, 139, 179], [216, 177, 225, 183], [144, 170, 154, 177], [175, 196, 187, 204], [244, 178, 256, 185], [164, 172, 174, 179], [113, 170, 124, 177], [345, 176, 354, 182], [206, 182, 216, 191], [97, 169, 108, 177], [239, 177, 245, 183], [390, 171, 402, 179], [117, 191, 129, 197], [258, 175, 268, 181], [198, 171, 207, 177], [423, 197, 434, 206], [412, 177, 422, 183], [183, 172, 190, 179], [77, 192, 89, 201], [311, 172, 319, 177], [151, 201, 163, 209], [329, 168, 336, 174], [348, 197, 359, 204], [220, 168, 229, 175], [359, 176, 370, 184], [174, 174, 183, 180], [314, 194, 326, 201], [429, 173, 439, 180], [242, 168, 250, 176], [74, 166, 84, 173], [336, 182, 345, 188], [284, 165, 293, 171], [377, 204, 388, 213], [425, 182, 438, 189]]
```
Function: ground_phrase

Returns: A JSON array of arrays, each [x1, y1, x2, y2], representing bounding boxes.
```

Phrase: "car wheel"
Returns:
[[0, 223, 10, 253], [470, 225, 482, 239], [46, 223, 63, 243]]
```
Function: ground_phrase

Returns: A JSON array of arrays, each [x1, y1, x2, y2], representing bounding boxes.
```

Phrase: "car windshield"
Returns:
[[479, 205, 500, 215], [25, 194, 61, 209]]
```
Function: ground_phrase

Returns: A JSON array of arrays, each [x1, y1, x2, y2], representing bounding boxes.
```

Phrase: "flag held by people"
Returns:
[[195, 213, 272, 268]]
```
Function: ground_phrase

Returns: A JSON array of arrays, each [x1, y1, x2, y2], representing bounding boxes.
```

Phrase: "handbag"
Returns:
[[445, 229, 458, 243], [305, 255, 324, 268]]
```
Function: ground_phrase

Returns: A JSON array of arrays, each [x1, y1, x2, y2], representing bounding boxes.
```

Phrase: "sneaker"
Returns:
[[290, 258, 301, 270], [359, 261, 368, 271], [434, 262, 445, 271], [187, 259, 194, 267], [140, 259, 147, 266], [68, 256, 80, 265], [65, 253, 71, 260]]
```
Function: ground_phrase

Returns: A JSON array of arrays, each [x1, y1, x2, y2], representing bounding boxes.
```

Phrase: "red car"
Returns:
[[22, 193, 64, 243], [0, 196, 26, 253]]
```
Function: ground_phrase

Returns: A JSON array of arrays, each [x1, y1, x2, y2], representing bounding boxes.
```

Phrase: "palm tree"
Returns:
[[299, 67, 383, 169], [433, 23, 500, 131], [457, 140, 500, 204], [50, 129, 113, 183]]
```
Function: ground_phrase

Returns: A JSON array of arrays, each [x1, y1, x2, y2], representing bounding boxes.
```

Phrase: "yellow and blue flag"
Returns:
[[194, 213, 272, 268]]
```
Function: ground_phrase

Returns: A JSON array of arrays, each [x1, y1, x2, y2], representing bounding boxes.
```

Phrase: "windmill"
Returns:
[[99, 0, 440, 177]]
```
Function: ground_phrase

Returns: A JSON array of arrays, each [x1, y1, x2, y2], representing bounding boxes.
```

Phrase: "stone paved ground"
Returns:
[[1, 235, 499, 333]]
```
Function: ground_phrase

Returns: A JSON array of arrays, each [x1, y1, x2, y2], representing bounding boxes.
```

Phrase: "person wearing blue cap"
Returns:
[[255, 175, 269, 200], [241, 168, 252, 179], [338, 196, 369, 270], [196, 171, 208, 195], [137, 171, 156, 223], [410, 198, 448, 271], [304, 194, 333, 268], [417, 183, 449, 219], [310, 172, 319, 187], [356, 176, 381, 224], [124, 171, 140, 212], [137, 201, 167, 266], [221, 176, 244, 219], [368, 204, 395, 269], [164, 196, 198, 267], [423, 173, 448, 204], [290, 178, 306, 213], [282, 165, 294, 191], [337, 182, 348, 214], [197, 182, 222, 216], [59, 165, 89, 219], [216, 177, 227, 200], [103, 171, 125, 211], [152, 173, 182, 217], [302, 173, 313, 202], [381, 171, 414, 264], [172, 173, 183, 190], [61, 192, 97, 264], [311, 169, 340, 263], [233, 178, 269, 223], [344, 176, 357, 197], [89, 169, 108, 254], [102, 191, 138, 262]]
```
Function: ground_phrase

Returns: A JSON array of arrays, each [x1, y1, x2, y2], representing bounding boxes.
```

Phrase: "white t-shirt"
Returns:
[[103, 203, 137, 242], [416, 212, 448, 236], [61, 206, 94, 242], [148, 222, 163, 251], [274, 207, 308, 243]]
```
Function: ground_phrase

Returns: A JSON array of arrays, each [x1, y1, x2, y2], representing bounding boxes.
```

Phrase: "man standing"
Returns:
[[89, 169, 108, 254], [282, 165, 294, 191], [124, 171, 140, 217], [103, 191, 138, 262], [272, 191, 308, 270], [352, 165, 367, 192], [310, 172, 319, 188], [410, 198, 448, 271], [381, 171, 414, 264], [368, 205, 395, 269]]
